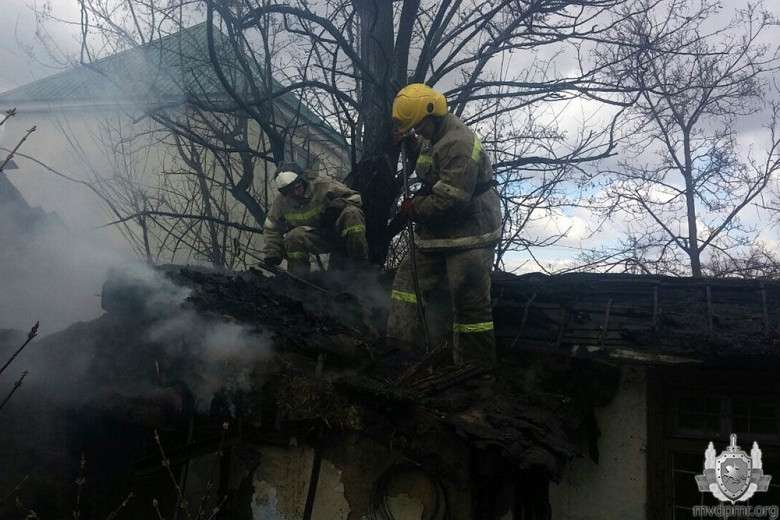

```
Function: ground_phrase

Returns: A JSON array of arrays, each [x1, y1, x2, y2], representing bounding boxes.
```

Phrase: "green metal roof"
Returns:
[[0, 22, 345, 146]]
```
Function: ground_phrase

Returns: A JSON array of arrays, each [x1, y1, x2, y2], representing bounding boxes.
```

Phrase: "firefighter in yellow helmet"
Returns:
[[262, 162, 369, 276], [387, 83, 502, 366]]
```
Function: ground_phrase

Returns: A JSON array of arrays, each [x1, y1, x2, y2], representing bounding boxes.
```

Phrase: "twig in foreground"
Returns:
[[0, 475, 28, 505], [0, 322, 39, 377], [0, 370, 29, 413]]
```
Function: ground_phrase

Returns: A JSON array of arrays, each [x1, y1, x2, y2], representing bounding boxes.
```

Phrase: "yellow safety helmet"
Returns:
[[392, 83, 447, 133]]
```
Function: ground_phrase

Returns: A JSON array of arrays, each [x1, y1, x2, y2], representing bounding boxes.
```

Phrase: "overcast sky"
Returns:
[[0, 0, 82, 92]]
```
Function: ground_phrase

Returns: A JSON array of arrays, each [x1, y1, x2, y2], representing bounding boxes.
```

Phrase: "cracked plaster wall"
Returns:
[[548, 366, 648, 520], [247, 433, 467, 519]]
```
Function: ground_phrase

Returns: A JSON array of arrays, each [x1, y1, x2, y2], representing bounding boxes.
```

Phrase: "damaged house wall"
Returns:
[[0, 264, 608, 518], [549, 366, 647, 519], [4, 263, 780, 518], [494, 272, 780, 519], [0, 170, 127, 331], [245, 433, 471, 518]]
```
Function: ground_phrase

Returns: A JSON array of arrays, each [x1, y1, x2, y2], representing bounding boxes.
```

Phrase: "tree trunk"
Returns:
[[683, 133, 702, 277], [348, 0, 410, 266], [353, 0, 395, 158]]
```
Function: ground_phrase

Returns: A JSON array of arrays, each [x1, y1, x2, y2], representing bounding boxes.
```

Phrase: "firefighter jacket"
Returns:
[[263, 176, 363, 259], [409, 112, 502, 251]]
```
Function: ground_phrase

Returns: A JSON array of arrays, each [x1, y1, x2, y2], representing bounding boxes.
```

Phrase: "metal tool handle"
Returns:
[[400, 145, 431, 353]]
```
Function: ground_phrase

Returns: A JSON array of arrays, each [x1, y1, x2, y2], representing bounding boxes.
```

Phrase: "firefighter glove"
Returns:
[[393, 129, 421, 152]]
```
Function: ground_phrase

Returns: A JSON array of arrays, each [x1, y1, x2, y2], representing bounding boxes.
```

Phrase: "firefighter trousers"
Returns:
[[386, 245, 496, 365], [284, 205, 369, 276]]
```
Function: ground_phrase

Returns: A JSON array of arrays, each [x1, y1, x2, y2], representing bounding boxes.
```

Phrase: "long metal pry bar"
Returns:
[[400, 144, 431, 353]]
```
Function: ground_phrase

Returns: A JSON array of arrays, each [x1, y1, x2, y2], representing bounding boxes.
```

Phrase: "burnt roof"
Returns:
[[493, 271, 780, 365], [6, 264, 779, 515]]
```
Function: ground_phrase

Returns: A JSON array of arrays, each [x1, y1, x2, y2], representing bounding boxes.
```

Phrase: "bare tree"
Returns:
[[28, 0, 731, 269], [584, 0, 780, 277], [24, 6, 344, 267], [207, 0, 680, 268], [0, 109, 36, 173]]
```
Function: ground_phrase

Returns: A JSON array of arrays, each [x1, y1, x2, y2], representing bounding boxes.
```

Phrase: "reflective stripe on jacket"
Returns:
[[410, 112, 502, 251], [263, 177, 362, 258]]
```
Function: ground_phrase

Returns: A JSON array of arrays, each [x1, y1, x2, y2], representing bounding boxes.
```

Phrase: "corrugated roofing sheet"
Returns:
[[0, 23, 345, 145]]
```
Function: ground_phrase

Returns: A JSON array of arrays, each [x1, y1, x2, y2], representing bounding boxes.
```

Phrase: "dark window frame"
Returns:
[[647, 367, 780, 520]]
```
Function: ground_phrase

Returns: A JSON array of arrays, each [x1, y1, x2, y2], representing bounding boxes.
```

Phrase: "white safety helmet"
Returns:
[[274, 162, 307, 195]]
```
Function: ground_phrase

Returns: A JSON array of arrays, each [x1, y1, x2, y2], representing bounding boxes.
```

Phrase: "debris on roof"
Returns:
[[7, 263, 780, 516]]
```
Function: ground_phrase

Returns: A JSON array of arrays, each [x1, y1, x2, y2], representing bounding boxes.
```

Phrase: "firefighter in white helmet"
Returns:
[[262, 162, 369, 276], [387, 83, 502, 366]]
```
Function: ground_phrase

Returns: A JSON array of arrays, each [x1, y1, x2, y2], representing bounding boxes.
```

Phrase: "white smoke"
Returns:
[[0, 203, 125, 334], [144, 292, 273, 405]]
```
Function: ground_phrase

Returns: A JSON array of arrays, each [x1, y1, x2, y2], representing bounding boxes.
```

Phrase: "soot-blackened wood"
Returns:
[[493, 271, 780, 361]]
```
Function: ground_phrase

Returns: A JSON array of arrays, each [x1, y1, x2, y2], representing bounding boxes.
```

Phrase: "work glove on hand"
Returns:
[[392, 129, 406, 145], [263, 256, 282, 268], [393, 129, 421, 151]]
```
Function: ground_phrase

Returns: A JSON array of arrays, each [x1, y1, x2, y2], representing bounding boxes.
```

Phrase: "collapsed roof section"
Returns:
[[98, 264, 616, 481], [6, 263, 780, 516], [93, 265, 780, 484]]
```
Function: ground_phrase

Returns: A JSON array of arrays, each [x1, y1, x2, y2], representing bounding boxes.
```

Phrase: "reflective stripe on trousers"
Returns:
[[282, 206, 368, 275], [386, 245, 496, 365]]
